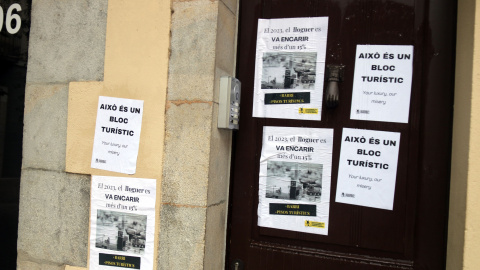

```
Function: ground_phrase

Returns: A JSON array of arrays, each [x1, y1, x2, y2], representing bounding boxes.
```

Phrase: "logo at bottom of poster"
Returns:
[[298, 108, 319, 114], [304, 220, 325, 228]]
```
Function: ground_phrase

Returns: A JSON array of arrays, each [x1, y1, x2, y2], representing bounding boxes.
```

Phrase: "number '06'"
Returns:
[[0, 4, 22, 34]]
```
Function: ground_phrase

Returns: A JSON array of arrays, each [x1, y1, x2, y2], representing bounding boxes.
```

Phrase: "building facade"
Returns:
[[4, 0, 480, 269]]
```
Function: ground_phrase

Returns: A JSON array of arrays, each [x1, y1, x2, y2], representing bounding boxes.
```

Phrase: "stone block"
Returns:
[[65, 266, 87, 270], [207, 103, 232, 205], [162, 102, 213, 206], [168, 0, 218, 101], [17, 170, 90, 267], [157, 204, 206, 270], [16, 260, 64, 270], [22, 83, 68, 171], [215, 1, 237, 75], [27, 0, 108, 83], [204, 202, 228, 269], [221, 0, 238, 15]]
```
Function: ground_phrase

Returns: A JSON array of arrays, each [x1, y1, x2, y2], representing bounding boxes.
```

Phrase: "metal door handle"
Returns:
[[325, 65, 345, 108]]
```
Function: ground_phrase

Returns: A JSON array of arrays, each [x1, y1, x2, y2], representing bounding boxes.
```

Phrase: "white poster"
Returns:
[[335, 128, 400, 210], [90, 176, 156, 270], [91, 96, 144, 174], [252, 17, 329, 120], [258, 126, 333, 235], [350, 45, 414, 123]]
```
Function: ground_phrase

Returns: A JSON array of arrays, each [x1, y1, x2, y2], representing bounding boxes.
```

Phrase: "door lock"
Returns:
[[325, 64, 345, 108]]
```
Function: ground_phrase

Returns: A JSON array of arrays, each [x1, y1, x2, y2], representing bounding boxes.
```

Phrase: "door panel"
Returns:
[[227, 0, 455, 269]]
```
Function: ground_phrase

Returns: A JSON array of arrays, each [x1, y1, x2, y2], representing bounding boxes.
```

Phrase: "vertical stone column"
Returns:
[[159, 0, 238, 269], [448, 0, 480, 269], [17, 1, 108, 269]]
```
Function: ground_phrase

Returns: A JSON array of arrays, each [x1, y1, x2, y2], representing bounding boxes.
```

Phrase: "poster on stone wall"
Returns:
[[89, 176, 156, 270], [258, 126, 333, 235], [252, 17, 329, 120], [350, 45, 414, 123], [335, 128, 401, 210], [91, 96, 144, 174]]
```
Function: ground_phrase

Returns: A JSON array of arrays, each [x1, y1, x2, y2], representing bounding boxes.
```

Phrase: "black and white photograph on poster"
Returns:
[[258, 126, 333, 235], [95, 210, 147, 254], [91, 96, 144, 175], [350, 45, 414, 123], [266, 161, 323, 202], [90, 176, 156, 270], [253, 17, 328, 120], [335, 128, 400, 210], [261, 52, 317, 90]]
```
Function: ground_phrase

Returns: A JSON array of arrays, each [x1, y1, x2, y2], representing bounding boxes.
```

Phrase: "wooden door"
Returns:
[[227, 0, 456, 269]]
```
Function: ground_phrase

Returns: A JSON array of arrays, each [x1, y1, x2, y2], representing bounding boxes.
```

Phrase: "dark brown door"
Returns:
[[227, 0, 456, 269]]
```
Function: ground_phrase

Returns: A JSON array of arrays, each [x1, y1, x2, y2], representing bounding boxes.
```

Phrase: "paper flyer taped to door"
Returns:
[[335, 128, 400, 210], [252, 17, 329, 120], [91, 96, 144, 174], [258, 126, 333, 235], [89, 176, 156, 270], [350, 45, 414, 123]]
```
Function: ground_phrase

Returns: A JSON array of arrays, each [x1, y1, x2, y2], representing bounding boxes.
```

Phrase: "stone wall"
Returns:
[[448, 0, 480, 269], [17, 0, 239, 269], [17, 0, 108, 269], [158, 0, 238, 269]]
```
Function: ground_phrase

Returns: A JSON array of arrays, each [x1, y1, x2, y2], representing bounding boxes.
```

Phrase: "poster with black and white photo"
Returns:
[[89, 176, 156, 270], [252, 17, 328, 120], [91, 96, 144, 174], [258, 126, 333, 235], [350, 45, 414, 123], [335, 128, 400, 210]]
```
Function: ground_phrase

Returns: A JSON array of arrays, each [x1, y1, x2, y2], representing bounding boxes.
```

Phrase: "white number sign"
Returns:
[[0, 3, 22, 35]]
